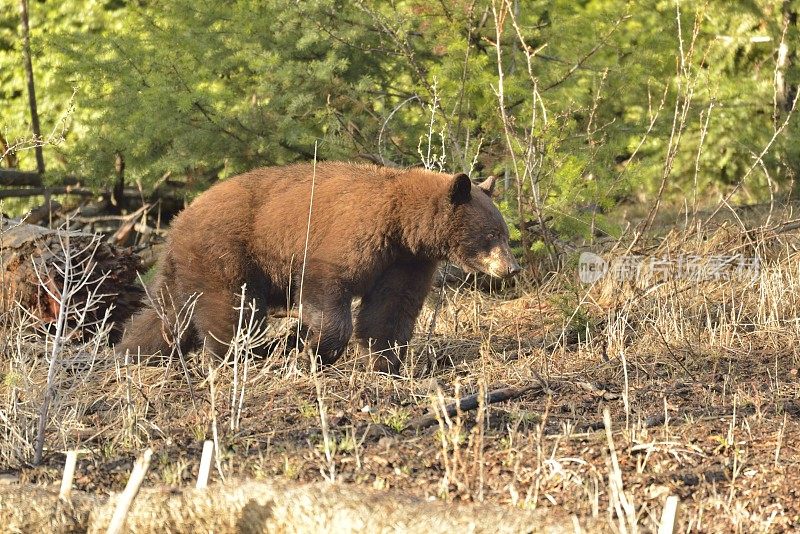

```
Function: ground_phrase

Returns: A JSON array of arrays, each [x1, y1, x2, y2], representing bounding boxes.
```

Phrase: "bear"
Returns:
[[117, 162, 520, 373]]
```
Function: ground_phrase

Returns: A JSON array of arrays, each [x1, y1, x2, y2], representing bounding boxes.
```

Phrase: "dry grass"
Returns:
[[1, 217, 800, 532]]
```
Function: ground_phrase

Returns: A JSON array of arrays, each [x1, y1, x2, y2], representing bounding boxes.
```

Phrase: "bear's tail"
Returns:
[[115, 250, 177, 357]]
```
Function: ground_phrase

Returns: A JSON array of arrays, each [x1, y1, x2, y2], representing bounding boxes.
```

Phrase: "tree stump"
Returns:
[[0, 217, 144, 342]]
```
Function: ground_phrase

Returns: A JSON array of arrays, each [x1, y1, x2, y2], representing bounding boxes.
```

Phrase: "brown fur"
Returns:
[[117, 162, 519, 373]]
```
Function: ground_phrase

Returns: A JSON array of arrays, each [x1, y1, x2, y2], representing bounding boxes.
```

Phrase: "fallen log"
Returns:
[[405, 382, 545, 433], [1, 183, 186, 221], [25, 199, 62, 226], [0, 217, 144, 342], [349, 381, 549, 443], [0, 185, 96, 199], [0, 169, 82, 187], [0, 479, 597, 533]]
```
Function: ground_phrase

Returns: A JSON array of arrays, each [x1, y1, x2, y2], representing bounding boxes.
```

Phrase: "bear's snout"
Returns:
[[500, 251, 522, 278], [480, 245, 521, 278]]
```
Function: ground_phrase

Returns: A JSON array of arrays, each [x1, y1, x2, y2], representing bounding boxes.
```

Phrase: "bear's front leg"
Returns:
[[298, 293, 354, 366], [355, 260, 438, 374]]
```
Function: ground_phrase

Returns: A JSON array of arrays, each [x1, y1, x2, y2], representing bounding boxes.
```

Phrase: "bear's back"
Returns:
[[230, 162, 399, 191], [169, 162, 450, 269]]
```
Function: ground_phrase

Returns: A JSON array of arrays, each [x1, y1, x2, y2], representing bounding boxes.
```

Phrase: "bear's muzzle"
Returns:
[[481, 245, 522, 278]]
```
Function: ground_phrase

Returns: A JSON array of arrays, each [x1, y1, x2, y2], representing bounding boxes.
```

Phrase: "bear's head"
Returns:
[[444, 173, 521, 279]]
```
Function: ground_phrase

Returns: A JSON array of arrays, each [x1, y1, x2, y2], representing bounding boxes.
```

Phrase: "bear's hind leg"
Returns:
[[355, 260, 438, 374]]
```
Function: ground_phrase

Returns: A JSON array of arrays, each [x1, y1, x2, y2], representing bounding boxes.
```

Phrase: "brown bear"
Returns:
[[117, 162, 520, 373]]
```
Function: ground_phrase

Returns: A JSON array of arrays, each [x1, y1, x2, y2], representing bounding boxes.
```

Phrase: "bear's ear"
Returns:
[[449, 173, 472, 205], [478, 176, 497, 197]]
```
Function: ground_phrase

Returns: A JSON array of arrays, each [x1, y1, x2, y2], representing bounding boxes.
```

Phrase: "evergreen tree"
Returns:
[[1, 0, 797, 238]]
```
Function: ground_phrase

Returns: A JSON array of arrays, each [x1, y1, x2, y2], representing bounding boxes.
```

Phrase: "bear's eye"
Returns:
[[486, 232, 495, 241]]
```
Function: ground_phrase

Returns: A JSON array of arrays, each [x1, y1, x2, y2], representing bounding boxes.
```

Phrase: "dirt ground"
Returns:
[[2, 221, 800, 533]]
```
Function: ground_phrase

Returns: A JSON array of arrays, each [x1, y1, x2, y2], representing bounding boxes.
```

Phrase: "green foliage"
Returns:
[[2, 0, 799, 238], [382, 407, 410, 432]]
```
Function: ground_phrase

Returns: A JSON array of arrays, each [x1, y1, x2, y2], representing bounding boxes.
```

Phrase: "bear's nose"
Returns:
[[502, 255, 522, 277]]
